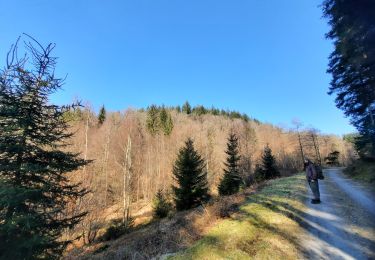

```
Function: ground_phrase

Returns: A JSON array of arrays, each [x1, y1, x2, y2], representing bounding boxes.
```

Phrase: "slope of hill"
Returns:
[[62, 106, 353, 251]]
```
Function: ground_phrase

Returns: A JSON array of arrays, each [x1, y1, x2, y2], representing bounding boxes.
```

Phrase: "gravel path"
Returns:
[[300, 168, 375, 260]]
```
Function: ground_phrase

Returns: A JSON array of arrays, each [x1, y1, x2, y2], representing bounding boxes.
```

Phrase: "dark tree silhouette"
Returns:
[[98, 105, 106, 125], [146, 104, 160, 135], [152, 189, 172, 219], [182, 101, 192, 114], [323, 0, 375, 157], [0, 36, 89, 259], [255, 145, 280, 181], [218, 133, 242, 195], [172, 138, 209, 210]]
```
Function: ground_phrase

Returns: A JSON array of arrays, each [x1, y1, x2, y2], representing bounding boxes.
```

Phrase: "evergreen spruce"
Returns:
[[182, 101, 192, 114], [146, 105, 160, 135], [192, 105, 207, 116], [323, 0, 375, 157], [152, 189, 172, 219], [159, 107, 174, 136], [218, 133, 242, 196], [172, 138, 209, 210], [0, 37, 88, 258], [255, 145, 280, 181], [164, 113, 174, 136], [98, 105, 106, 125]]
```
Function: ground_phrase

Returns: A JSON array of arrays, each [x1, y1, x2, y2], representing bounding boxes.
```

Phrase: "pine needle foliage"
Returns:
[[182, 101, 192, 114], [146, 105, 160, 135], [255, 145, 280, 181], [98, 105, 106, 125], [323, 0, 375, 157], [218, 133, 242, 196], [152, 189, 172, 219], [0, 36, 89, 259], [159, 107, 174, 136], [146, 105, 174, 136], [172, 138, 209, 210]]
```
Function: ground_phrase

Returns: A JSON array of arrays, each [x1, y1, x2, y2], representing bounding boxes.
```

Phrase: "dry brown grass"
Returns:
[[171, 174, 307, 259], [63, 185, 258, 260]]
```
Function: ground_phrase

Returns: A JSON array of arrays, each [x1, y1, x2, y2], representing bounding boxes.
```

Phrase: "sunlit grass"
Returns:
[[170, 174, 307, 259]]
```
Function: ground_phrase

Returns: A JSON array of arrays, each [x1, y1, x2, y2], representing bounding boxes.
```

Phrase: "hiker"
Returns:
[[304, 159, 321, 204]]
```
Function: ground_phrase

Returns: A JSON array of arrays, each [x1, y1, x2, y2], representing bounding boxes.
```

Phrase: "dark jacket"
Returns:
[[305, 163, 317, 181]]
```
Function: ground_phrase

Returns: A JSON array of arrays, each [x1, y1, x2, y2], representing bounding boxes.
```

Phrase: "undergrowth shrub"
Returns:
[[153, 189, 173, 219], [101, 218, 134, 241]]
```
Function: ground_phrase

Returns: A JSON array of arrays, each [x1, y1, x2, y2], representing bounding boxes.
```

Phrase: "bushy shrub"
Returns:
[[101, 218, 134, 241], [254, 164, 265, 182], [153, 189, 172, 219]]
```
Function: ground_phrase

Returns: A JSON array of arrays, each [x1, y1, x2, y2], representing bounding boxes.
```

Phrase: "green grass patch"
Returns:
[[170, 174, 307, 260]]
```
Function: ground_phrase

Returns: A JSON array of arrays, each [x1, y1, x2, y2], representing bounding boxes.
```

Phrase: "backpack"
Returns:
[[315, 164, 324, 180]]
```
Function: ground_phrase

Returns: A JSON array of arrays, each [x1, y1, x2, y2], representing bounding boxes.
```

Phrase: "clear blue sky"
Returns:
[[1, 0, 355, 135]]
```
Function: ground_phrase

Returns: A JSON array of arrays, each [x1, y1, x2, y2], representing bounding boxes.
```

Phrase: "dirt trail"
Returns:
[[300, 168, 375, 260]]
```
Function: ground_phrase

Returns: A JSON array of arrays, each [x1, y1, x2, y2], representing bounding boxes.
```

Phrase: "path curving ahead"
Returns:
[[300, 168, 375, 260]]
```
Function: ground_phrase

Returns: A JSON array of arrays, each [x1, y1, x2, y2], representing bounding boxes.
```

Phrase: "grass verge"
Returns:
[[170, 173, 307, 260]]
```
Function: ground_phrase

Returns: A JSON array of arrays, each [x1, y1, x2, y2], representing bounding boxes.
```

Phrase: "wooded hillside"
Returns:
[[63, 105, 354, 244]]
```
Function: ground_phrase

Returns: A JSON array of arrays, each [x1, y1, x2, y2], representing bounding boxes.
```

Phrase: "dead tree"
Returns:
[[103, 126, 111, 207], [292, 119, 305, 167], [309, 129, 322, 165]]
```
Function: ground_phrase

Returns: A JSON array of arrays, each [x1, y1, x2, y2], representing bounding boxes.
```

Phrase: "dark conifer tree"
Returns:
[[172, 138, 209, 210], [323, 0, 375, 157], [218, 133, 242, 195], [146, 104, 160, 135], [0, 37, 88, 259], [256, 145, 280, 181], [182, 101, 192, 114], [159, 106, 174, 136], [152, 189, 172, 219], [193, 105, 207, 116], [98, 105, 106, 125]]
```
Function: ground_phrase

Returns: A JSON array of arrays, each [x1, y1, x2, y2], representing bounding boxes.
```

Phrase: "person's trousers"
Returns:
[[308, 180, 320, 200]]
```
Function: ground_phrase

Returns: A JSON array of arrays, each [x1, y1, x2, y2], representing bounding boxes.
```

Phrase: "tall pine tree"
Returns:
[[323, 0, 375, 157], [0, 37, 88, 259], [255, 145, 280, 181], [172, 138, 209, 210], [218, 133, 242, 196], [98, 105, 106, 125]]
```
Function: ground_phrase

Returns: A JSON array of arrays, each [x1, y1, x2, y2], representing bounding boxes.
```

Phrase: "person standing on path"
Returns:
[[305, 159, 321, 204]]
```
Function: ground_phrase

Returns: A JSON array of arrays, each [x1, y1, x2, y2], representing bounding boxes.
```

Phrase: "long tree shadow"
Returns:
[[236, 180, 375, 259]]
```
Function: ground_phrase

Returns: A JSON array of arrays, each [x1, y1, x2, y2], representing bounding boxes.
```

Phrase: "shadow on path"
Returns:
[[300, 168, 375, 260]]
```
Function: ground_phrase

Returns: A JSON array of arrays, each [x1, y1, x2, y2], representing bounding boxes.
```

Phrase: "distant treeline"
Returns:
[[139, 101, 261, 124]]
